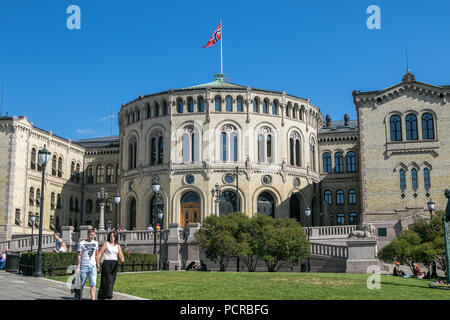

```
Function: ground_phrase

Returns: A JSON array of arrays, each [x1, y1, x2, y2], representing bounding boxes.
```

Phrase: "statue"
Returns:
[[348, 223, 376, 239]]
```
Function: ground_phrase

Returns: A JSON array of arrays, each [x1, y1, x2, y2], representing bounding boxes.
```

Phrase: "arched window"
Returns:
[[86, 166, 94, 184], [187, 98, 194, 113], [31, 148, 37, 170], [257, 128, 273, 163], [236, 97, 243, 112], [182, 126, 199, 163], [262, 100, 268, 114], [58, 157, 63, 178], [399, 169, 406, 191], [116, 165, 119, 183], [337, 213, 345, 225], [336, 190, 344, 205], [51, 192, 56, 210], [96, 165, 104, 184], [411, 168, 418, 191], [128, 136, 137, 169], [293, 105, 298, 119], [163, 100, 169, 115], [348, 189, 357, 205], [177, 99, 183, 113], [253, 98, 259, 113], [300, 108, 305, 121], [219, 191, 240, 215], [106, 165, 114, 183], [310, 140, 317, 172], [215, 96, 222, 112], [334, 152, 344, 173], [75, 198, 79, 212], [286, 103, 291, 117], [406, 114, 418, 140], [154, 102, 160, 117], [150, 130, 164, 165], [226, 97, 232, 112], [29, 187, 35, 206], [75, 163, 81, 183], [324, 190, 332, 205], [323, 153, 332, 173], [390, 115, 402, 141], [147, 103, 152, 118], [136, 109, 140, 121], [421, 113, 435, 140], [70, 161, 75, 182], [257, 192, 275, 217], [220, 125, 238, 162], [346, 152, 356, 172], [272, 101, 278, 115], [289, 132, 301, 167], [52, 155, 57, 176], [349, 213, 357, 225], [36, 189, 41, 207], [198, 97, 205, 112], [424, 168, 430, 190]]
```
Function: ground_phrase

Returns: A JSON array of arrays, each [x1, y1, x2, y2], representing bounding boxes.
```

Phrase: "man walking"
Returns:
[[76, 229, 99, 300]]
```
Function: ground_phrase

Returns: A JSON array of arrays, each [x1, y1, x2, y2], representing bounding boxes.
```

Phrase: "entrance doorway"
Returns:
[[180, 192, 201, 227]]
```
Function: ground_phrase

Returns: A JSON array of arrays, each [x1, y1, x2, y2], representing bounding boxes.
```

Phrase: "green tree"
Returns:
[[194, 215, 237, 271], [378, 212, 447, 277], [258, 218, 310, 272]]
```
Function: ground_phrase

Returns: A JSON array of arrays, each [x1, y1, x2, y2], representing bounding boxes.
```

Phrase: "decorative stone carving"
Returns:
[[348, 223, 376, 239]]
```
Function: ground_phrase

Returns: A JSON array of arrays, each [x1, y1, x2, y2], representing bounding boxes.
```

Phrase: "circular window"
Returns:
[[262, 175, 272, 185], [224, 173, 235, 184], [293, 178, 300, 188], [185, 174, 195, 185]]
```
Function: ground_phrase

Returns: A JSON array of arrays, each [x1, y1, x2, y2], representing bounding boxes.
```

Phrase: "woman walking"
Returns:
[[97, 231, 125, 300]]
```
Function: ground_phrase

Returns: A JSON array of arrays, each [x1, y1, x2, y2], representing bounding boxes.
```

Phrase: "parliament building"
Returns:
[[1, 71, 449, 249]]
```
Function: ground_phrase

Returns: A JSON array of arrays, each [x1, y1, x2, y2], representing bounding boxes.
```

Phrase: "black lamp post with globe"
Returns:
[[304, 207, 312, 273], [34, 145, 51, 278], [152, 179, 164, 270]]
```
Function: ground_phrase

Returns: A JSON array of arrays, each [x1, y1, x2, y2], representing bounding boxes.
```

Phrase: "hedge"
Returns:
[[19, 251, 157, 276]]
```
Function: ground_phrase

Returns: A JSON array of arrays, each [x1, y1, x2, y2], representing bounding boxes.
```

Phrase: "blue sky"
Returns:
[[0, 0, 449, 139]]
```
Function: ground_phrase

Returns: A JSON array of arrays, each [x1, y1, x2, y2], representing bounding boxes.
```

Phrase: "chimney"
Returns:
[[326, 115, 331, 127], [344, 114, 350, 126]]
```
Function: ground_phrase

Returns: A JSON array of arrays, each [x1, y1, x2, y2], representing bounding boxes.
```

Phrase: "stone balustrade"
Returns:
[[0, 234, 55, 253], [310, 242, 348, 259], [309, 225, 357, 240]]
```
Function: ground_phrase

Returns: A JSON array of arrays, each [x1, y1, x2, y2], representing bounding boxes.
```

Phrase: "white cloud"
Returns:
[[98, 114, 115, 122], [76, 128, 94, 134]]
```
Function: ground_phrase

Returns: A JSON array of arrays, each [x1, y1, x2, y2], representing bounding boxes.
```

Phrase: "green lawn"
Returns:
[[48, 272, 450, 300]]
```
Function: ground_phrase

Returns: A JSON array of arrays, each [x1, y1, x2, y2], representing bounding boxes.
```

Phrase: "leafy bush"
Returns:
[[19, 251, 157, 276]]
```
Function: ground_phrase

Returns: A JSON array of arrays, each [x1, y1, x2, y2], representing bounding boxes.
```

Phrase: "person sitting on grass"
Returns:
[[0, 249, 7, 270], [53, 234, 67, 253], [392, 262, 405, 277], [414, 265, 425, 279]]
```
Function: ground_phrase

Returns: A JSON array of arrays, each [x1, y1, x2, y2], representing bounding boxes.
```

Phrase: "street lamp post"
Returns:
[[97, 187, 108, 231], [158, 210, 163, 270], [305, 207, 312, 273], [152, 179, 163, 271], [212, 183, 222, 216], [30, 215, 36, 253], [34, 145, 51, 278], [113, 193, 121, 230], [444, 189, 450, 285]]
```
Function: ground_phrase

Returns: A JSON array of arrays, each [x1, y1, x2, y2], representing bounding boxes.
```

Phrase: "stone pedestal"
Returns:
[[345, 238, 380, 273], [187, 223, 201, 263], [61, 226, 74, 252], [79, 225, 92, 242], [166, 223, 181, 270]]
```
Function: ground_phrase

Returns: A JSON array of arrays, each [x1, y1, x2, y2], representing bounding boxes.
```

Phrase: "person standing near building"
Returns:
[[97, 231, 125, 300], [76, 229, 99, 300], [53, 234, 67, 253]]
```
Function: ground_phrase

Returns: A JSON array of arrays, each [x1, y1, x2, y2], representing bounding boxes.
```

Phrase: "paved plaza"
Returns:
[[0, 271, 146, 300]]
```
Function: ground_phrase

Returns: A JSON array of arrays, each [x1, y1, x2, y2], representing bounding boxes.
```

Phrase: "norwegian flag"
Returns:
[[202, 23, 222, 48]]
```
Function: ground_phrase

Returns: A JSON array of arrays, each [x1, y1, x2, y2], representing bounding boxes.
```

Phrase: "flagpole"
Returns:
[[220, 19, 223, 75]]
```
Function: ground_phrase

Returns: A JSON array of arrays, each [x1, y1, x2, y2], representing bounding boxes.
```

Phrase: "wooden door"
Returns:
[[180, 203, 200, 227]]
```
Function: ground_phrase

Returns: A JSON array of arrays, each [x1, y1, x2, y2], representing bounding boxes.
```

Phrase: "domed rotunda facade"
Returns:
[[117, 75, 324, 230]]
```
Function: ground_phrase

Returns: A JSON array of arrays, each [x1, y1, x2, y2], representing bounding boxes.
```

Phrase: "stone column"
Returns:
[[99, 201, 105, 231], [345, 238, 379, 273]]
